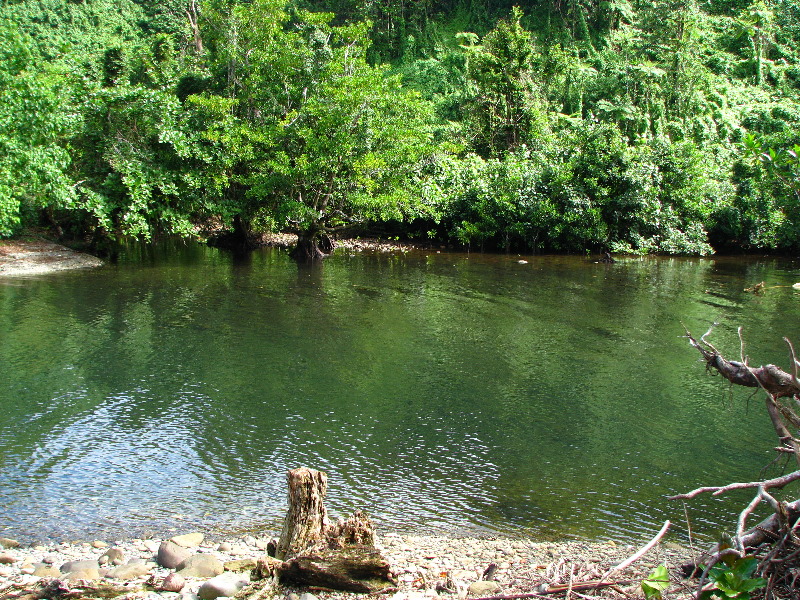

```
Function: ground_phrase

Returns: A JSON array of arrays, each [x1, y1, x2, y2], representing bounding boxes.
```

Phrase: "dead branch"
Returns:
[[669, 470, 800, 500], [603, 520, 671, 578], [470, 580, 634, 600], [678, 329, 800, 596], [684, 328, 800, 398]]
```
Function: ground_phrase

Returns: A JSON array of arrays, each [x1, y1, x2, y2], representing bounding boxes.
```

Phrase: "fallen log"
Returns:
[[280, 546, 394, 593]]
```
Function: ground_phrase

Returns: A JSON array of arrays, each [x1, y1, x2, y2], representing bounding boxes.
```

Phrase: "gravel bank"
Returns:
[[0, 531, 697, 600], [0, 239, 102, 276]]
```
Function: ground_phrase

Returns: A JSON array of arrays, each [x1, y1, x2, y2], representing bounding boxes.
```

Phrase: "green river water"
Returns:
[[1, 243, 799, 545]]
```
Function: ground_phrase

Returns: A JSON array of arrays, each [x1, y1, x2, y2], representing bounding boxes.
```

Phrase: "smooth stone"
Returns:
[[128, 558, 147, 565], [101, 548, 126, 566], [0, 538, 20, 549], [242, 536, 257, 547], [171, 533, 204, 548], [42, 555, 58, 564], [299, 593, 317, 600], [158, 541, 193, 569], [287, 594, 300, 600], [0, 554, 17, 564], [177, 554, 224, 578], [144, 540, 161, 553], [21, 564, 36, 575], [64, 568, 101, 581], [161, 573, 186, 592], [33, 564, 62, 578], [107, 563, 153, 580], [197, 573, 249, 600], [467, 581, 501, 596], [254, 539, 270, 551], [92, 541, 108, 549], [224, 558, 256, 572], [217, 543, 232, 553], [61, 559, 100, 573]]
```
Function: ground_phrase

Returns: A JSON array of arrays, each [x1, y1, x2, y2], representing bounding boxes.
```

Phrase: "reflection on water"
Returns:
[[1, 243, 799, 544]]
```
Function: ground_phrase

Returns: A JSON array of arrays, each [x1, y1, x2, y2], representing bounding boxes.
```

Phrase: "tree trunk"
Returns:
[[289, 232, 335, 262]]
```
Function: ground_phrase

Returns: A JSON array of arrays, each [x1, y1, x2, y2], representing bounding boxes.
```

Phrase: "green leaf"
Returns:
[[641, 565, 670, 600]]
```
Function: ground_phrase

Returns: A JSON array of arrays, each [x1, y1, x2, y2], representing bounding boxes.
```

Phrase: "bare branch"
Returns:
[[735, 491, 762, 552], [785, 337, 800, 389], [670, 470, 800, 500], [603, 520, 670, 579]]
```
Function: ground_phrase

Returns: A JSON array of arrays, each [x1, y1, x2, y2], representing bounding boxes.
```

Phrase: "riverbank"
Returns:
[[0, 530, 696, 600], [0, 238, 103, 276], [0, 234, 425, 277]]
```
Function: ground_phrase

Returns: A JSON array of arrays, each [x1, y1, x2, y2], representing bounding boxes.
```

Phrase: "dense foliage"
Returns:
[[2, 0, 800, 254]]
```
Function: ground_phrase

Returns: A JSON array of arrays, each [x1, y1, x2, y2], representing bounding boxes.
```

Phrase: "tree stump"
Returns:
[[276, 468, 330, 560], [269, 467, 395, 593]]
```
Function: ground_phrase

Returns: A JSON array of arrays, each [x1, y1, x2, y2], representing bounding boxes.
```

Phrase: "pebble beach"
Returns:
[[0, 530, 697, 600]]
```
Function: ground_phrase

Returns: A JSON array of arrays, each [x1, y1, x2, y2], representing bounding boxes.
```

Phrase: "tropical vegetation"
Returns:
[[2, 0, 800, 256]]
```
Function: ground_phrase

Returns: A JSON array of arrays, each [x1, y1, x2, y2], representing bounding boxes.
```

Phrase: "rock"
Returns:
[[101, 548, 126, 566], [21, 563, 36, 575], [107, 563, 153, 580], [197, 573, 250, 600], [224, 558, 257, 572], [255, 539, 270, 551], [298, 593, 318, 600], [287, 594, 300, 600], [242, 536, 257, 547], [33, 564, 61, 578], [158, 541, 193, 569], [92, 541, 109, 549], [61, 559, 100, 573], [64, 568, 101, 581], [467, 581, 501, 597], [160, 573, 186, 592], [171, 533, 204, 548], [42, 555, 58, 564], [0, 553, 17, 564], [0, 538, 20, 549], [177, 554, 224, 578], [144, 540, 161, 553], [217, 543, 232, 553]]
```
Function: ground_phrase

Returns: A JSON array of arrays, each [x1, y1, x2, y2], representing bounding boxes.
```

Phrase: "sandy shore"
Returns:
[[0, 239, 103, 276], [0, 530, 697, 600]]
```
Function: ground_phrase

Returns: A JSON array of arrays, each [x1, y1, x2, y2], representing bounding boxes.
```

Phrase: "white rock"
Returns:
[[171, 533, 204, 548], [197, 572, 249, 600]]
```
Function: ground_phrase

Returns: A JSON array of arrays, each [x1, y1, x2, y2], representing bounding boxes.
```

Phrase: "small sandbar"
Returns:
[[0, 239, 103, 276]]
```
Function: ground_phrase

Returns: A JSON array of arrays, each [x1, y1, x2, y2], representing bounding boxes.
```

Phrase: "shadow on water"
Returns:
[[1, 243, 799, 544]]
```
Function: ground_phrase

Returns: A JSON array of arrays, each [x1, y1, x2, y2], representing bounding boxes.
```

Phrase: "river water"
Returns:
[[1, 243, 799, 545]]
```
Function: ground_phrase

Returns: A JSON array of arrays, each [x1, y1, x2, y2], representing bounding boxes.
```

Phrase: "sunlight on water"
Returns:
[[1, 244, 799, 544]]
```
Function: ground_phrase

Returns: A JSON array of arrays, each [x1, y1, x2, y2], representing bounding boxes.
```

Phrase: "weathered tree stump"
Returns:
[[268, 467, 395, 593], [276, 468, 330, 560]]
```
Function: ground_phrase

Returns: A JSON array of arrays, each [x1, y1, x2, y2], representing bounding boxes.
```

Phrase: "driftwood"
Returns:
[[264, 467, 394, 593], [280, 547, 393, 593], [678, 327, 800, 596]]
